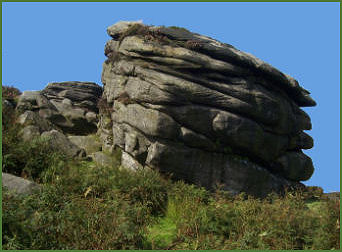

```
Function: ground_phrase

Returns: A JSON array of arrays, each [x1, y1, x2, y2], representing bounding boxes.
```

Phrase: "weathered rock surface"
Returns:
[[13, 82, 103, 160], [18, 110, 56, 133], [20, 125, 41, 141], [99, 21, 316, 197], [41, 130, 86, 158], [68, 135, 102, 155], [17, 82, 103, 135], [2, 172, 40, 195], [91, 151, 121, 168]]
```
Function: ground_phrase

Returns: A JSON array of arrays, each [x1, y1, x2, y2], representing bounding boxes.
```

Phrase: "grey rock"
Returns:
[[16, 91, 41, 112], [92, 151, 120, 168], [17, 110, 55, 132], [123, 128, 150, 161], [288, 131, 314, 150], [106, 21, 315, 106], [41, 130, 86, 158], [68, 135, 102, 155], [118, 62, 311, 135], [42, 81, 102, 104], [85, 111, 97, 122], [38, 108, 67, 125], [107, 20, 143, 39], [2, 172, 40, 195], [97, 114, 114, 153], [180, 127, 217, 151], [112, 124, 125, 149], [20, 125, 41, 141], [40, 81, 103, 135], [121, 151, 143, 170], [112, 103, 180, 139], [145, 142, 298, 198], [157, 25, 316, 107], [119, 36, 251, 76], [212, 110, 288, 162], [16, 82, 102, 136], [273, 151, 314, 181]]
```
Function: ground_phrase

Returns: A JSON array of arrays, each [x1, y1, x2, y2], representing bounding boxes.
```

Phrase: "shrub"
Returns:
[[46, 161, 169, 216], [310, 198, 340, 249], [2, 99, 66, 180], [146, 183, 340, 250], [168, 26, 190, 33], [2, 128, 65, 181], [164, 189, 340, 250], [3, 167, 340, 250], [2, 155, 172, 250], [2, 186, 149, 250], [2, 189, 32, 250], [2, 85, 21, 101], [301, 186, 324, 200]]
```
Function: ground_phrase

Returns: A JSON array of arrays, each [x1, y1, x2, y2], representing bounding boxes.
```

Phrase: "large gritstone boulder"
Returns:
[[99, 21, 316, 197]]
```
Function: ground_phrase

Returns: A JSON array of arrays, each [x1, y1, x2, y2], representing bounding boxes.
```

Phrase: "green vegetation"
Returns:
[[2, 87, 340, 250], [2, 85, 21, 102], [168, 26, 190, 33], [2, 89, 65, 180], [3, 163, 340, 250]]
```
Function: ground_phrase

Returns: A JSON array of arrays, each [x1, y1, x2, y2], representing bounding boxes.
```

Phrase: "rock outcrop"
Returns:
[[14, 81, 103, 159], [99, 21, 316, 197], [17, 81, 102, 135], [8, 21, 316, 198]]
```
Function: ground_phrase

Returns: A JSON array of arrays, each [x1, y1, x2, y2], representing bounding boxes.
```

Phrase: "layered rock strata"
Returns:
[[17, 81, 102, 135], [15, 82, 103, 158], [99, 21, 316, 197]]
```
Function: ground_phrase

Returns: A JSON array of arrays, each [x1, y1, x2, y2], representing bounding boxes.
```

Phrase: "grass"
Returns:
[[147, 216, 177, 249], [145, 188, 340, 250]]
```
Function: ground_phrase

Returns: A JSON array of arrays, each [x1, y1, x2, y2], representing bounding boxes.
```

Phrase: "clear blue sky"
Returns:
[[2, 2, 340, 192]]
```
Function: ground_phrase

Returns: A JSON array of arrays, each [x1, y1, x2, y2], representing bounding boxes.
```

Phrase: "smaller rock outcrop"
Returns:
[[14, 81, 103, 159], [17, 81, 102, 135]]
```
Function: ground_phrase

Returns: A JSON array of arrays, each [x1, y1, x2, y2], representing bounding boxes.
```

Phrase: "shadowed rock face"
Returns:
[[99, 21, 316, 197]]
